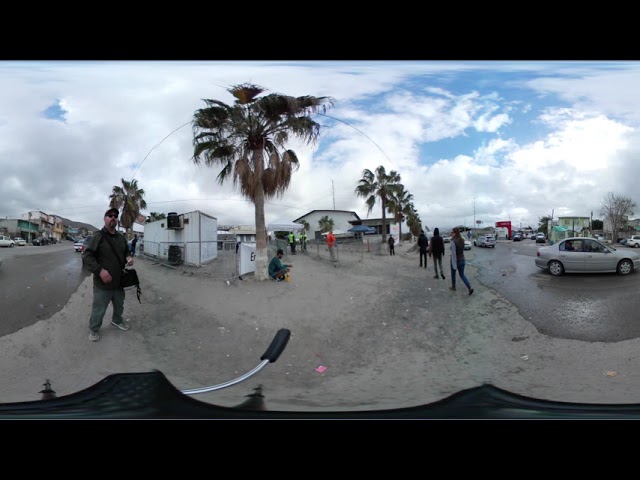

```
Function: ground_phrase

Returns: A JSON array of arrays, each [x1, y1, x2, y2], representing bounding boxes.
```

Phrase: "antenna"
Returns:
[[331, 179, 335, 210]]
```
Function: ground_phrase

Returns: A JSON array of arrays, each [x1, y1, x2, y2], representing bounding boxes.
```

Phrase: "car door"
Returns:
[[582, 239, 611, 272], [558, 239, 585, 272]]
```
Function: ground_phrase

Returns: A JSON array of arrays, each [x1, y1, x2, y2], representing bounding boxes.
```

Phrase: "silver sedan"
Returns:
[[535, 237, 640, 276]]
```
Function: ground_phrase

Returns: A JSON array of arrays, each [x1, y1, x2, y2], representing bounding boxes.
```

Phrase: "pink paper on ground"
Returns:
[[315, 366, 327, 373]]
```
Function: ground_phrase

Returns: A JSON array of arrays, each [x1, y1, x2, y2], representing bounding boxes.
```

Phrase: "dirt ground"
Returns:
[[1, 241, 639, 412]]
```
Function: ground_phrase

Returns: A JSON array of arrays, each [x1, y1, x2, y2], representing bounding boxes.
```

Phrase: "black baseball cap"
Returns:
[[105, 208, 119, 217]]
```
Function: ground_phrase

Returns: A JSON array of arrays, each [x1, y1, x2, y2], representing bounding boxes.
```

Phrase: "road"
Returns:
[[0, 242, 90, 336], [470, 239, 640, 342], [3, 238, 639, 344]]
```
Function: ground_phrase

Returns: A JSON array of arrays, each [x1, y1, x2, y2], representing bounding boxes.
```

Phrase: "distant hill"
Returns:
[[56, 216, 100, 233]]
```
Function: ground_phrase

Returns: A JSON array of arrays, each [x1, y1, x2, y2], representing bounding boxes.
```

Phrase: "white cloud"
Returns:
[[2, 61, 640, 232]]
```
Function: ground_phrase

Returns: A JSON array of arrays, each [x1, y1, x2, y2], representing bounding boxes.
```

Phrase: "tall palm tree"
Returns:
[[109, 178, 147, 239], [405, 202, 422, 237], [387, 186, 413, 245], [318, 215, 334, 233], [354, 165, 402, 246], [192, 83, 334, 281]]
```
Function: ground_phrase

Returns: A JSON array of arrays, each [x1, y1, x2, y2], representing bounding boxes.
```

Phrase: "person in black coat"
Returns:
[[417, 230, 428, 268], [429, 227, 445, 280]]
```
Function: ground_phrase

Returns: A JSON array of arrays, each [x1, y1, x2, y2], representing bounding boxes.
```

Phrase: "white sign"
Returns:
[[239, 243, 256, 275]]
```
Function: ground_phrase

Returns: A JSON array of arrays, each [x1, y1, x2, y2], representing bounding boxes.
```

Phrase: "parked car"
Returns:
[[74, 239, 84, 252], [464, 239, 471, 250], [82, 235, 93, 254], [474, 235, 496, 248], [0, 236, 15, 247], [12, 237, 26, 246], [535, 233, 546, 244], [443, 236, 451, 243], [627, 235, 640, 248], [535, 237, 640, 276], [512, 233, 522, 241]]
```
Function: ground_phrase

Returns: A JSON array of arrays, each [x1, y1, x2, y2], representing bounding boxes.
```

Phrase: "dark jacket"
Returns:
[[430, 234, 445, 257], [83, 228, 130, 290], [418, 233, 428, 252]]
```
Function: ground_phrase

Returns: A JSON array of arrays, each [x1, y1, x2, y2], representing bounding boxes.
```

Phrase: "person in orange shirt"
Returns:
[[326, 230, 336, 261]]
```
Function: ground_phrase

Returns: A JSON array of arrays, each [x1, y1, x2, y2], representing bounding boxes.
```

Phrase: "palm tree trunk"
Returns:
[[253, 149, 268, 281], [381, 198, 387, 246]]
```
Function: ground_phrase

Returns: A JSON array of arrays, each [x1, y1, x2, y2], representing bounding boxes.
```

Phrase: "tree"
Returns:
[[146, 212, 166, 223], [318, 215, 334, 233], [538, 215, 552, 235], [299, 219, 310, 236], [405, 202, 422, 237], [109, 178, 148, 239], [387, 186, 414, 245], [354, 165, 402, 246], [600, 192, 636, 242], [192, 83, 333, 281]]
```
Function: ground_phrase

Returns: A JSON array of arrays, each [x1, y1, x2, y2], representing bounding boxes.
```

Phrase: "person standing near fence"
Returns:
[[418, 230, 428, 268], [299, 231, 307, 252], [326, 230, 336, 261], [388, 235, 395, 255], [429, 227, 445, 280], [288, 231, 297, 255]]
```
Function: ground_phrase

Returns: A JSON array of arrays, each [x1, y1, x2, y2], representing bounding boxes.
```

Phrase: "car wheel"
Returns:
[[548, 260, 564, 276], [634, 243, 640, 248], [617, 259, 634, 275]]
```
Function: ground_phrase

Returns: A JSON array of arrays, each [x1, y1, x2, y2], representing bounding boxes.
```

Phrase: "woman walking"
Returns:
[[449, 227, 473, 295]]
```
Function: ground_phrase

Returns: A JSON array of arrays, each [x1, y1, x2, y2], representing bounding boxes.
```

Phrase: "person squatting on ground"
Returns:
[[388, 235, 395, 255], [418, 230, 428, 268], [429, 227, 445, 280], [449, 227, 473, 295], [326, 230, 336, 261], [269, 248, 292, 282], [83, 208, 134, 342]]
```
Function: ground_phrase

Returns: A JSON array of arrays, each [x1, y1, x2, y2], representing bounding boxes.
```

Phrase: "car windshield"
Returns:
[[3, 60, 640, 419]]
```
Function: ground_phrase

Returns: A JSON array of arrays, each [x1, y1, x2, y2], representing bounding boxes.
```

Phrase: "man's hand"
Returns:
[[99, 268, 113, 284], [126, 256, 134, 266]]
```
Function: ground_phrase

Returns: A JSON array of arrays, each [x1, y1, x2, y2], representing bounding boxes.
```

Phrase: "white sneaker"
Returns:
[[89, 331, 100, 342], [110, 321, 130, 331]]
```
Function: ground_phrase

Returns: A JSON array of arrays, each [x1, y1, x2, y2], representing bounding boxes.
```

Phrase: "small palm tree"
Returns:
[[354, 165, 402, 246], [318, 215, 334, 233], [109, 178, 147, 239], [192, 83, 334, 281], [405, 203, 422, 237]]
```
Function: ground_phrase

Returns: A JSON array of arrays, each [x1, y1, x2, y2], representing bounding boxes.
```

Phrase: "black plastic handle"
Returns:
[[260, 329, 291, 363]]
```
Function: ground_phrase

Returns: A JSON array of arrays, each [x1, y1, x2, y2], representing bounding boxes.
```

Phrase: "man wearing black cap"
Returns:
[[83, 207, 134, 342]]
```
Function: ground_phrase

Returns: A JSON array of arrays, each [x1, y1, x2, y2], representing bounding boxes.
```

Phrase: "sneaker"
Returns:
[[433, 275, 439, 279], [111, 321, 130, 331], [449, 286, 456, 291], [89, 331, 100, 342], [469, 288, 474, 296], [275, 278, 282, 283], [441, 274, 445, 280]]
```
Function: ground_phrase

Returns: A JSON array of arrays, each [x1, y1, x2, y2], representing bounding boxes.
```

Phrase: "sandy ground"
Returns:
[[1, 241, 639, 412]]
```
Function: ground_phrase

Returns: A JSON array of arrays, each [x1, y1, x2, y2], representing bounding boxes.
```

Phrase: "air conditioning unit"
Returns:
[[167, 212, 183, 230]]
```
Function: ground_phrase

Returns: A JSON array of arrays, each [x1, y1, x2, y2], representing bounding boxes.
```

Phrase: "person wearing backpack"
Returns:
[[82, 207, 134, 342]]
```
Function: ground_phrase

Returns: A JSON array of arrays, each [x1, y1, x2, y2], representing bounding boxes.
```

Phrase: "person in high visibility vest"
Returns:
[[299, 231, 307, 252], [288, 231, 297, 255], [326, 230, 336, 261]]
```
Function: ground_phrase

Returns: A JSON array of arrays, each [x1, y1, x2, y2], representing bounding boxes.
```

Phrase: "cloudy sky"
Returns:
[[2, 60, 639, 232]]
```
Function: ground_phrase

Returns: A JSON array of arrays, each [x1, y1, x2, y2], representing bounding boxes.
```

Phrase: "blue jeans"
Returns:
[[451, 260, 471, 290]]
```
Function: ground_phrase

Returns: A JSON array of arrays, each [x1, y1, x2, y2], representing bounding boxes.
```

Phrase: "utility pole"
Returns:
[[590, 210, 593, 236], [473, 197, 476, 234], [331, 179, 335, 210]]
